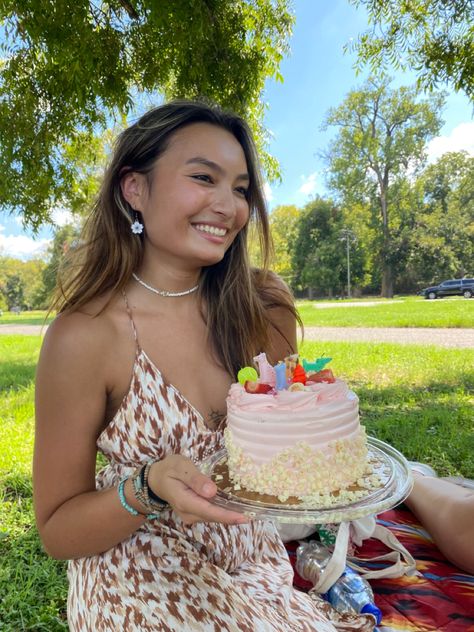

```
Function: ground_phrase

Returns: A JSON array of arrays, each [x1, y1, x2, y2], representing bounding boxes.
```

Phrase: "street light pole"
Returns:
[[340, 228, 355, 299], [345, 232, 351, 298]]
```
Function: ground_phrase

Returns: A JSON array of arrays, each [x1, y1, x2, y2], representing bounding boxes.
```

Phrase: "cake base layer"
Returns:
[[224, 426, 371, 502]]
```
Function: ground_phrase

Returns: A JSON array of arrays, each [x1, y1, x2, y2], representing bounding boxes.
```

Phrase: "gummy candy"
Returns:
[[291, 364, 307, 384], [237, 367, 258, 385], [303, 357, 332, 373], [307, 369, 335, 384], [253, 352, 276, 386], [244, 381, 273, 394]]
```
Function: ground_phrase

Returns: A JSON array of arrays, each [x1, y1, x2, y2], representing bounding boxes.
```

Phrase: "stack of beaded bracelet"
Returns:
[[118, 460, 169, 520], [118, 477, 160, 520], [132, 461, 169, 513]]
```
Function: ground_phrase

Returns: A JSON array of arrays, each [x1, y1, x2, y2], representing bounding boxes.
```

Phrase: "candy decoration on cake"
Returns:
[[308, 368, 335, 383], [303, 357, 332, 373], [274, 362, 288, 391], [237, 366, 258, 385], [244, 381, 272, 394], [284, 353, 299, 381], [236, 354, 335, 394], [291, 364, 307, 384], [253, 352, 276, 387]]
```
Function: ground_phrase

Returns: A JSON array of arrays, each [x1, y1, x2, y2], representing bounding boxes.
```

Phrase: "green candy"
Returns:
[[237, 366, 258, 385], [318, 526, 337, 546]]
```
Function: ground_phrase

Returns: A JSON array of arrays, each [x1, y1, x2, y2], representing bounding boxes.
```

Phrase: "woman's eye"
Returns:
[[192, 174, 213, 183], [235, 186, 249, 198]]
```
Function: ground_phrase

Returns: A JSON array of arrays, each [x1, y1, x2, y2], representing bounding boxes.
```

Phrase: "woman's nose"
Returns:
[[210, 186, 237, 218]]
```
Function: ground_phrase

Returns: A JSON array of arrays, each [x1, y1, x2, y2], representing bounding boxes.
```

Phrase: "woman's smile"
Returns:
[[192, 222, 229, 242]]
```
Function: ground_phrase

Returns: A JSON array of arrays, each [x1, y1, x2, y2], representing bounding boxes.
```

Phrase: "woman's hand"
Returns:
[[148, 455, 248, 526]]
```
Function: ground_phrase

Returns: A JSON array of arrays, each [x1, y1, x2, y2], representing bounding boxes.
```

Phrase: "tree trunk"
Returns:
[[381, 263, 394, 298], [379, 184, 394, 298]]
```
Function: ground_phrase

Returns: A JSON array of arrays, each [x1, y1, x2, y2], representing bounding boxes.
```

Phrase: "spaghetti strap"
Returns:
[[121, 290, 140, 349]]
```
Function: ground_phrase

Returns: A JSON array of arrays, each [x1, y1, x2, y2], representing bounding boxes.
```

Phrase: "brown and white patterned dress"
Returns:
[[67, 304, 373, 631]]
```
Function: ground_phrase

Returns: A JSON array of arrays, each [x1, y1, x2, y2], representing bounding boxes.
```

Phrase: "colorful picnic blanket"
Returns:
[[286, 506, 474, 632]]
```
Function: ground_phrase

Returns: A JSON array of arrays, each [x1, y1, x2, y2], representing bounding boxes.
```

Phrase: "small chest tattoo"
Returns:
[[206, 409, 226, 430]]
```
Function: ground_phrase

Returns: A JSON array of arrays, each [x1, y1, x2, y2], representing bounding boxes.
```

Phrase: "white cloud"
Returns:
[[51, 206, 78, 227], [298, 172, 319, 196], [263, 181, 273, 203], [0, 225, 50, 260], [427, 122, 474, 163]]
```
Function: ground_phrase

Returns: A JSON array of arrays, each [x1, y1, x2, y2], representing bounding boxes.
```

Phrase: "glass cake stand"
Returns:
[[201, 437, 413, 524]]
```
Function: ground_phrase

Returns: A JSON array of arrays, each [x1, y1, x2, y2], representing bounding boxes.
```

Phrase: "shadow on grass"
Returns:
[[356, 379, 474, 477], [0, 473, 68, 631], [0, 361, 37, 390]]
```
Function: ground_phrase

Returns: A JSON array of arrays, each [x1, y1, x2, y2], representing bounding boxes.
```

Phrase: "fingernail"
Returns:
[[203, 483, 214, 495]]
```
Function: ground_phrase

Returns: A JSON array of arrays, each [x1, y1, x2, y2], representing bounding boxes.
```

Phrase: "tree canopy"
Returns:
[[0, 256, 46, 310], [0, 0, 293, 229], [323, 76, 444, 297], [291, 197, 365, 297], [408, 151, 474, 283], [349, 0, 474, 102]]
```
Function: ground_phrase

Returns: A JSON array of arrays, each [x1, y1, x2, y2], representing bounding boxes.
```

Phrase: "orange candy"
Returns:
[[291, 364, 307, 384]]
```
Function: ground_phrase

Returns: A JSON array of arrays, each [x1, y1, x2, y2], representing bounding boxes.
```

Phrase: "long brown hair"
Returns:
[[52, 100, 299, 375]]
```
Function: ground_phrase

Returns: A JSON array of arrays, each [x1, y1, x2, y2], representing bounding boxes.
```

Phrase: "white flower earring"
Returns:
[[131, 210, 144, 235]]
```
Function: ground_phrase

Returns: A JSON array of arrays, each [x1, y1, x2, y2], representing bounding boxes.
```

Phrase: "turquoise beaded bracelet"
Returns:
[[118, 477, 160, 520]]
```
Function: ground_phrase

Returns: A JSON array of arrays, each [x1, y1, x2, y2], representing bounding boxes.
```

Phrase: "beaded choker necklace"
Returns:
[[132, 273, 199, 298]]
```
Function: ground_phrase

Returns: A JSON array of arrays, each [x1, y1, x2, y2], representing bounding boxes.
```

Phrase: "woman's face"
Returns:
[[123, 122, 251, 270]]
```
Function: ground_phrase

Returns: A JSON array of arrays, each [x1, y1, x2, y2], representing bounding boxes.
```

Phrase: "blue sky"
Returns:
[[1, 0, 473, 260]]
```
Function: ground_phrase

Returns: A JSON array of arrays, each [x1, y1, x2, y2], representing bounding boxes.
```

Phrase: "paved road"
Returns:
[[2, 323, 474, 348], [303, 326, 474, 348], [0, 324, 48, 336]]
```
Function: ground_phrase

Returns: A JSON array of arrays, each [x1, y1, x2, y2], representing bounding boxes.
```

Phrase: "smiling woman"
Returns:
[[32, 100, 353, 632], [120, 122, 250, 272]]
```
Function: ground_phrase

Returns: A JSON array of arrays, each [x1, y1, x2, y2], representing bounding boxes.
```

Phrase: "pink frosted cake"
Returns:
[[224, 353, 374, 503]]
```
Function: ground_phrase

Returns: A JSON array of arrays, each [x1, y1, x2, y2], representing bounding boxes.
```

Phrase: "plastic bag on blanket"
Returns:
[[277, 522, 318, 542], [307, 517, 418, 594]]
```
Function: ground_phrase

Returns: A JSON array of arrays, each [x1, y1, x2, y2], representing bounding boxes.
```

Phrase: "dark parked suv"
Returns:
[[419, 278, 474, 299]]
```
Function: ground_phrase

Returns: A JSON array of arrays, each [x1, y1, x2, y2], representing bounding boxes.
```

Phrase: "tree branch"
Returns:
[[117, 0, 139, 19]]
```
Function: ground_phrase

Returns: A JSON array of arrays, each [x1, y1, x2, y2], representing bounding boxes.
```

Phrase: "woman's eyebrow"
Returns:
[[185, 156, 249, 181]]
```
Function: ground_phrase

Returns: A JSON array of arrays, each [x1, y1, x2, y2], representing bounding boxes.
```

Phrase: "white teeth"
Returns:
[[194, 224, 227, 236]]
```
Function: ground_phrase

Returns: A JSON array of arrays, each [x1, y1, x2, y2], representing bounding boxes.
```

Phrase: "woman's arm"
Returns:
[[404, 473, 474, 574], [34, 312, 148, 559], [34, 313, 245, 561]]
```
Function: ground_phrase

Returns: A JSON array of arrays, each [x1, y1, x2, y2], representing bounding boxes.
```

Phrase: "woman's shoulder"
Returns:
[[41, 292, 121, 366]]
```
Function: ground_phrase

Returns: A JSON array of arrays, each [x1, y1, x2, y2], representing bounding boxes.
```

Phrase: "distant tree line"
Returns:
[[277, 76, 473, 298], [0, 226, 78, 311], [260, 149, 473, 298]]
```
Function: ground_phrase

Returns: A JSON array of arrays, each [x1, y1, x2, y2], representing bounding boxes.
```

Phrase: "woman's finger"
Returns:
[[175, 492, 248, 525]]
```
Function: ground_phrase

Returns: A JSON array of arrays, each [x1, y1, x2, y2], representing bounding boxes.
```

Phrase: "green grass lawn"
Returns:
[[1, 333, 473, 630], [2, 298, 474, 329], [0, 336, 68, 631], [0, 310, 54, 326], [297, 296, 474, 328]]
